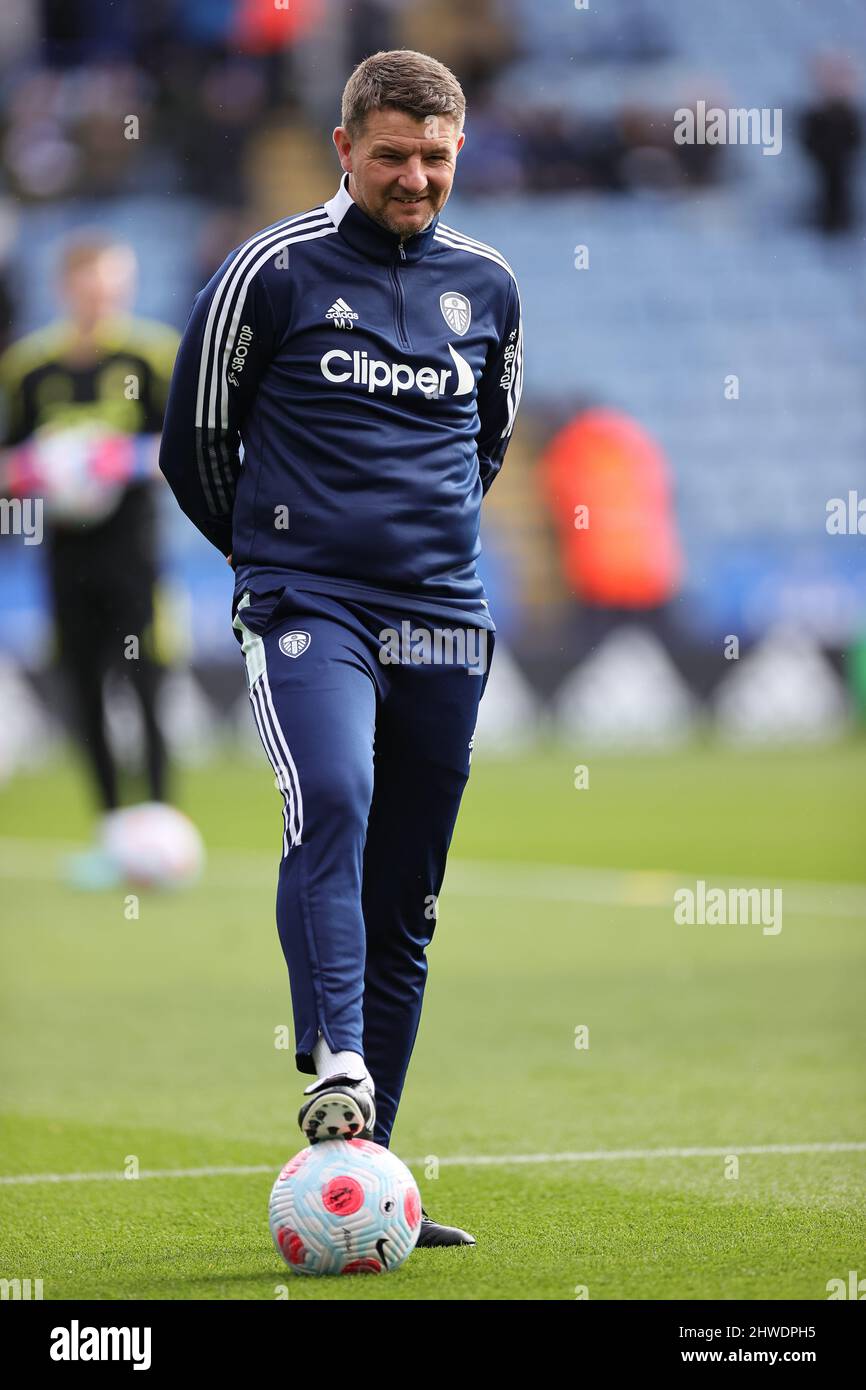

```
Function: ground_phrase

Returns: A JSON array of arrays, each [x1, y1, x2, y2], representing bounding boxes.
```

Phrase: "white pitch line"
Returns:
[[437, 1142, 866, 1165], [0, 838, 864, 919], [1, 1142, 864, 1186], [0, 1165, 274, 1186], [444, 861, 866, 920]]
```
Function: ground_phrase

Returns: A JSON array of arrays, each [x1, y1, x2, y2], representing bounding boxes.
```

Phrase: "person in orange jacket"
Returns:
[[539, 404, 685, 658]]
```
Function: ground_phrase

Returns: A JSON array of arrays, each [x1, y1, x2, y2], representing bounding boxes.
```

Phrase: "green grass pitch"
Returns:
[[1, 741, 864, 1300]]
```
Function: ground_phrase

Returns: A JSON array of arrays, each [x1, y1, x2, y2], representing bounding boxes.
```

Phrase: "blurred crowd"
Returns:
[[0, 0, 859, 219]]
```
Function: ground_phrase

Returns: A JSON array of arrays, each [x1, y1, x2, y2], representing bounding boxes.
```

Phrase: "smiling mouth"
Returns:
[[392, 196, 427, 204]]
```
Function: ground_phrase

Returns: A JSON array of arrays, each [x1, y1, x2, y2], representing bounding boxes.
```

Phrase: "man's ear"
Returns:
[[332, 127, 352, 173], [455, 131, 466, 156]]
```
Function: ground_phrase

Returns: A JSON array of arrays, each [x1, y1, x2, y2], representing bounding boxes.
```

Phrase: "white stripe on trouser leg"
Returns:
[[233, 598, 303, 855], [249, 678, 295, 856], [251, 674, 302, 853], [258, 670, 304, 847]]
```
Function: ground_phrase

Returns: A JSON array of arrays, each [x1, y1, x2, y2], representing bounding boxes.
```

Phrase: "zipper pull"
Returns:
[[398, 243, 406, 262]]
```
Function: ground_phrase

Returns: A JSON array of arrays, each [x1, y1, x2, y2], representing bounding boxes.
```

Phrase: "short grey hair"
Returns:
[[341, 49, 466, 141]]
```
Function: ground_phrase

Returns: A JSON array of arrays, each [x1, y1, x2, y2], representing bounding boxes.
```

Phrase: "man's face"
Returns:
[[333, 107, 464, 240], [62, 246, 137, 327]]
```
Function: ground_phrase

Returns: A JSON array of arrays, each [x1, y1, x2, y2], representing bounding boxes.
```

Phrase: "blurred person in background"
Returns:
[[0, 204, 18, 355], [800, 50, 862, 235], [539, 405, 684, 661], [397, 0, 520, 103], [0, 234, 179, 882]]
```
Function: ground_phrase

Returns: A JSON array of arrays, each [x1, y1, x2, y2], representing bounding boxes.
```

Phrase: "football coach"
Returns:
[[160, 48, 524, 1246]]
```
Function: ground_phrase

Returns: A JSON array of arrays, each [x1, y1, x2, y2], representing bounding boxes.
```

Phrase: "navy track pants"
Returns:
[[232, 583, 494, 1147]]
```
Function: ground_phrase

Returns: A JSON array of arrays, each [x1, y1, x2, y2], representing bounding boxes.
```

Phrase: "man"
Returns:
[[0, 236, 178, 872], [799, 50, 862, 235], [159, 49, 524, 1247]]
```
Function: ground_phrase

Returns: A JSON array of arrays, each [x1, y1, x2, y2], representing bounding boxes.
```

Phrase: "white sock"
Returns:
[[306, 1032, 374, 1094]]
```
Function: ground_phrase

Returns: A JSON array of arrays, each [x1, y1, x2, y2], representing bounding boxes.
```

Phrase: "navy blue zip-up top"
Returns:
[[159, 171, 524, 630]]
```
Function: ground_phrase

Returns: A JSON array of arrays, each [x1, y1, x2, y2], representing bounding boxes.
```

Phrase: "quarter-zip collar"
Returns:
[[324, 170, 440, 264]]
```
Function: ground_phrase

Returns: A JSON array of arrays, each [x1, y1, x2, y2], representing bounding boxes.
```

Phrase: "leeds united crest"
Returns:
[[439, 292, 471, 337]]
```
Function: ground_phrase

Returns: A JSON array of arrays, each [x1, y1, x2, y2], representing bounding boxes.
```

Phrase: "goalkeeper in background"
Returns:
[[0, 235, 179, 879]]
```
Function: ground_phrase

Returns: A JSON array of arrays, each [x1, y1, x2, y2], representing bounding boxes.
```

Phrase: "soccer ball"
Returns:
[[269, 1138, 422, 1276], [101, 802, 205, 888], [23, 424, 135, 524]]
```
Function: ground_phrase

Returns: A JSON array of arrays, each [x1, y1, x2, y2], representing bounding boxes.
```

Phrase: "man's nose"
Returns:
[[396, 161, 428, 193]]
